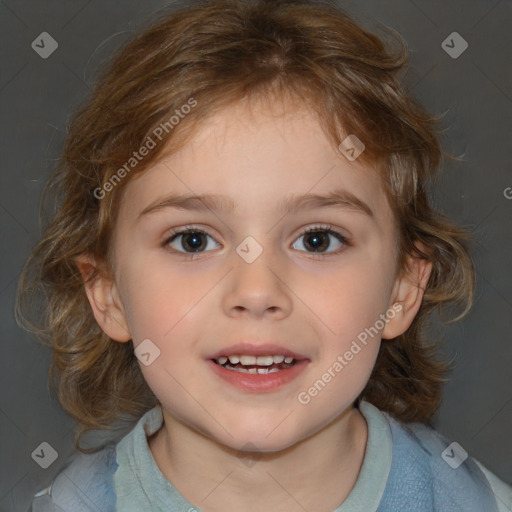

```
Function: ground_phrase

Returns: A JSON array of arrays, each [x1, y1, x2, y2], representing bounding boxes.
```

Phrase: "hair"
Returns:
[[16, 0, 475, 453]]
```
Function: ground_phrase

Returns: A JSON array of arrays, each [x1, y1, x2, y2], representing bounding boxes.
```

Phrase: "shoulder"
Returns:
[[380, 412, 511, 512], [30, 443, 118, 512]]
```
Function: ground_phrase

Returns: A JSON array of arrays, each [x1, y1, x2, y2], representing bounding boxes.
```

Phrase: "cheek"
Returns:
[[118, 257, 217, 392], [308, 259, 394, 340], [296, 245, 396, 397], [118, 254, 211, 343], [295, 267, 386, 416]]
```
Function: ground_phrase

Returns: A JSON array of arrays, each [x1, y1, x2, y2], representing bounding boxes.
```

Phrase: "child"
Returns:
[[17, 0, 512, 510]]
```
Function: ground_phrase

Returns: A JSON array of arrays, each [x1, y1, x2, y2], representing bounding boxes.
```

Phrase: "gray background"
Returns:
[[0, 0, 510, 511]]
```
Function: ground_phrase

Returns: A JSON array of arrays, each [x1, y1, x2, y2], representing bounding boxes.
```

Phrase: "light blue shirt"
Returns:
[[31, 401, 512, 511]]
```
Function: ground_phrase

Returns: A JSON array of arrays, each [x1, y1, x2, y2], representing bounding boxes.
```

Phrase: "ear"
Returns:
[[75, 254, 131, 342], [382, 242, 432, 340]]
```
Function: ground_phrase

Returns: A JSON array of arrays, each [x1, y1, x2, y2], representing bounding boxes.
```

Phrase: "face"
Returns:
[[103, 97, 406, 453]]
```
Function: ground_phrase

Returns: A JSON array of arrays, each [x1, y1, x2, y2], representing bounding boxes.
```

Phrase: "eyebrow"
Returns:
[[138, 189, 374, 220]]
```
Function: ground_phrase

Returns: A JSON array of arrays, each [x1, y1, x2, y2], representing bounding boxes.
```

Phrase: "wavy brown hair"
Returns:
[[16, 0, 475, 452]]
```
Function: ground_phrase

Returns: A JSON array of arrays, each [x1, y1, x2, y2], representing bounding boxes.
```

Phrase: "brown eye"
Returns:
[[292, 228, 347, 254], [165, 229, 219, 253]]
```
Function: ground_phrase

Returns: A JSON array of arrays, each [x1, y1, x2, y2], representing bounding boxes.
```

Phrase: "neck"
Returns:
[[149, 405, 368, 512]]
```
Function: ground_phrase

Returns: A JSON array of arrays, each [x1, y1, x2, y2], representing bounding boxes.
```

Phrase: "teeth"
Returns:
[[225, 366, 281, 374], [239, 355, 257, 365], [256, 356, 274, 366], [216, 354, 297, 367]]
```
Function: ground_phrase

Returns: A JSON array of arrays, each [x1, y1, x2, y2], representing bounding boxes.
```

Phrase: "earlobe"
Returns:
[[382, 244, 432, 340], [75, 254, 132, 342]]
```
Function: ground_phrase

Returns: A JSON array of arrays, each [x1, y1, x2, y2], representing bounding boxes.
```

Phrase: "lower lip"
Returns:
[[207, 359, 309, 393]]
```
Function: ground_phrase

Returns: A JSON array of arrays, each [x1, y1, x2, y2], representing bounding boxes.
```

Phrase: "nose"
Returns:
[[221, 250, 293, 320]]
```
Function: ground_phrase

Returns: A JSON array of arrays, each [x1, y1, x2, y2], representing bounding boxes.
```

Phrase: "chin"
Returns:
[[213, 420, 309, 455], [225, 434, 302, 456]]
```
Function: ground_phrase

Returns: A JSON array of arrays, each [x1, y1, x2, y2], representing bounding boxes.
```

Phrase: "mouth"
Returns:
[[208, 344, 309, 392], [213, 354, 297, 374]]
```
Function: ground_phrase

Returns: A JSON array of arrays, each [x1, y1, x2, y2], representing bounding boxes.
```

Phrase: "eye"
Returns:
[[164, 227, 220, 254], [292, 226, 348, 254]]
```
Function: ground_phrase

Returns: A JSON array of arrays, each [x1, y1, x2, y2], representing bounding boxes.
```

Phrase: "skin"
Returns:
[[78, 95, 432, 512]]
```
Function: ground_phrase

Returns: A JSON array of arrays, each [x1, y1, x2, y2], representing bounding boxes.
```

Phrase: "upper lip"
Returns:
[[208, 343, 308, 361]]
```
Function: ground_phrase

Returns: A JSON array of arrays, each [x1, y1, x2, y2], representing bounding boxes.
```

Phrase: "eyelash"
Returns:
[[162, 224, 350, 260]]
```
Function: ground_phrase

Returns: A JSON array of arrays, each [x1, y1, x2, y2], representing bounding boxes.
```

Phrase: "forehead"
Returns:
[[120, 97, 393, 228]]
